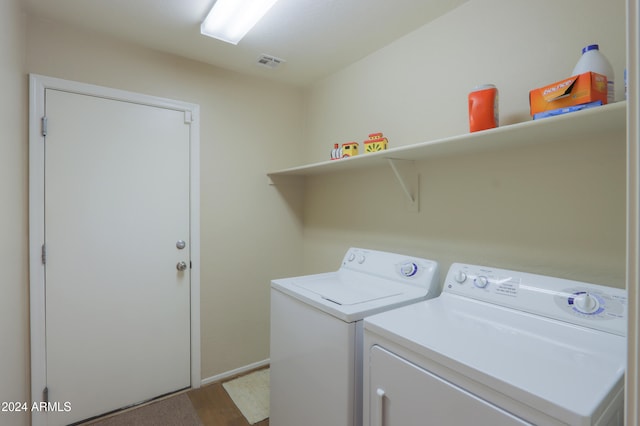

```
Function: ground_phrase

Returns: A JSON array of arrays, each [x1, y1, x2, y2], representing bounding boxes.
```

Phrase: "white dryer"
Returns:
[[364, 263, 627, 426], [270, 248, 439, 426]]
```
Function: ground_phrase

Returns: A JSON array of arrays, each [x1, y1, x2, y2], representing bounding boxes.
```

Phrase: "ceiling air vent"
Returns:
[[257, 54, 285, 69]]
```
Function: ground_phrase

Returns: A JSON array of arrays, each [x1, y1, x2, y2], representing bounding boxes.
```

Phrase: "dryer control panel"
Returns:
[[444, 263, 627, 336]]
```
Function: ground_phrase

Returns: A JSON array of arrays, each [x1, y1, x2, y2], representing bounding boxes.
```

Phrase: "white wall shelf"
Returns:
[[267, 101, 626, 179]]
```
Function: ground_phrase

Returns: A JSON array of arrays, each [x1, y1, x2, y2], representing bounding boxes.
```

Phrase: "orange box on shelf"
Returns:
[[529, 72, 607, 116]]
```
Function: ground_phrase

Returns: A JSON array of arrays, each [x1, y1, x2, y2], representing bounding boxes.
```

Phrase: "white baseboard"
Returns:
[[200, 358, 270, 387]]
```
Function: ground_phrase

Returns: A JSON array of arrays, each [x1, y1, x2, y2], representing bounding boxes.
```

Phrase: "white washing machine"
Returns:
[[364, 263, 627, 426], [270, 247, 439, 426]]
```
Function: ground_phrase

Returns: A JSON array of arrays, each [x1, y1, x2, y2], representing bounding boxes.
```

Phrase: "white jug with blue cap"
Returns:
[[572, 44, 615, 104]]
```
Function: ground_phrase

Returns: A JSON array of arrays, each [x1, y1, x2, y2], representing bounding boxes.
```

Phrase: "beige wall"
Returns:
[[301, 0, 627, 288], [1, 1, 630, 424], [23, 14, 305, 385], [306, 0, 626, 162], [0, 0, 28, 424]]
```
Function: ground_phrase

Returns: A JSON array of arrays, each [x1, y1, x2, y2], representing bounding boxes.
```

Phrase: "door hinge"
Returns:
[[41, 244, 47, 265], [41, 116, 48, 137], [184, 111, 193, 124], [43, 386, 49, 404]]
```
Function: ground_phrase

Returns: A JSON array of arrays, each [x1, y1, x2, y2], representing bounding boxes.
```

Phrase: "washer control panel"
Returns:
[[444, 263, 627, 336], [341, 248, 439, 288]]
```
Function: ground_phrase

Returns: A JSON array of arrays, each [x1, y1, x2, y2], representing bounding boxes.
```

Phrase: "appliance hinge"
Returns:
[[41, 116, 48, 137], [184, 111, 193, 124], [41, 244, 46, 265], [42, 386, 48, 404]]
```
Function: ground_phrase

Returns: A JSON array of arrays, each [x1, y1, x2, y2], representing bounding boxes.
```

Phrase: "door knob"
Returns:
[[176, 261, 188, 271]]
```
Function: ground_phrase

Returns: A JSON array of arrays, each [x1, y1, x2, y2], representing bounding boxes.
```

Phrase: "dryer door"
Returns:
[[369, 346, 532, 426]]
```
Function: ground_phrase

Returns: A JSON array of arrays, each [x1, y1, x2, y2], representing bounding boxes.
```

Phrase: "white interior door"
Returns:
[[42, 88, 192, 425]]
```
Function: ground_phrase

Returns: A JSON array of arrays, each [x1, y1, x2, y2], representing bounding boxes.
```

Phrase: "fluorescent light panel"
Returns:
[[201, 0, 280, 45]]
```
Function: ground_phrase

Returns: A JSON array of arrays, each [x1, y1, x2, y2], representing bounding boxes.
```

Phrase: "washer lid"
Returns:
[[272, 270, 436, 322], [293, 273, 402, 305]]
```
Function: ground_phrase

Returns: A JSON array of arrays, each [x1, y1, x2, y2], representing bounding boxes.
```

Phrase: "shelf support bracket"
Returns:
[[387, 158, 419, 212]]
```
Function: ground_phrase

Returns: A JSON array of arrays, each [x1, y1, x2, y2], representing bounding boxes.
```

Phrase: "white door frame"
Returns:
[[28, 74, 201, 424], [627, 1, 640, 424]]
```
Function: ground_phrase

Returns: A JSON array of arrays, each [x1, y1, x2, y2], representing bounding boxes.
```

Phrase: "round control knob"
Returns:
[[347, 253, 356, 262], [573, 292, 598, 313], [357, 254, 366, 264], [400, 262, 418, 277], [454, 270, 467, 283], [474, 276, 489, 288]]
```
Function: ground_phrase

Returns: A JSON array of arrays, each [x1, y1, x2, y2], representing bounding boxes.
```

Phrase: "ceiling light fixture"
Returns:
[[201, 0, 280, 45]]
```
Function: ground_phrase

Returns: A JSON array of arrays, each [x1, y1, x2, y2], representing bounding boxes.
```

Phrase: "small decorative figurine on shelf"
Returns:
[[330, 142, 360, 160], [363, 132, 388, 153], [341, 142, 359, 158], [330, 143, 341, 160]]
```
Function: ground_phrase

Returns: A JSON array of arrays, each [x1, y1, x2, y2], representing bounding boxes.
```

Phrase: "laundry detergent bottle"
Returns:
[[572, 44, 615, 104]]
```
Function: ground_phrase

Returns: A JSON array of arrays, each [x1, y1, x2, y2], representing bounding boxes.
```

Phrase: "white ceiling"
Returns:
[[23, 0, 467, 87]]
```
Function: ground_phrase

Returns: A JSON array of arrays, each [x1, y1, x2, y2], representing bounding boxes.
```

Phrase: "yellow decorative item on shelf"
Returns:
[[364, 132, 388, 153], [341, 141, 359, 157]]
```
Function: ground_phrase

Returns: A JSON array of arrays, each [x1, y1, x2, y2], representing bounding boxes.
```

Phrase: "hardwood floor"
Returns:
[[80, 370, 269, 426], [187, 373, 269, 426]]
